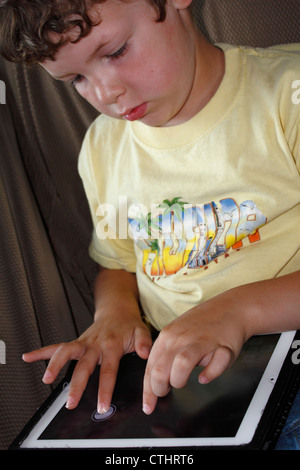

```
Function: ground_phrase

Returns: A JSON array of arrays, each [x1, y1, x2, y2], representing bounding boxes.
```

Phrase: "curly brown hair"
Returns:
[[0, 0, 167, 64]]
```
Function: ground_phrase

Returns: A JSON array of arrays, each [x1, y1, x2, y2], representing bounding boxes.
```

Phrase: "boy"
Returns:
[[1, 0, 299, 422]]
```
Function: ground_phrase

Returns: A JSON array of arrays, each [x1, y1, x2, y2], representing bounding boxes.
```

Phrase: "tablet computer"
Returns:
[[11, 330, 300, 450]]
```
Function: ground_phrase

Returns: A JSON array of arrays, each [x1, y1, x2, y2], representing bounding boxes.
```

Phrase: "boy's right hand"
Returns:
[[23, 313, 152, 414]]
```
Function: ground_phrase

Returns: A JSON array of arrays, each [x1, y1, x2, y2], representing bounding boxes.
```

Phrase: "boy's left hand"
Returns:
[[142, 289, 248, 415]]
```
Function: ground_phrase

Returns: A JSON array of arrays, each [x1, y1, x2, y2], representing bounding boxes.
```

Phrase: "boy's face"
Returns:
[[42, 0, 198, 127]]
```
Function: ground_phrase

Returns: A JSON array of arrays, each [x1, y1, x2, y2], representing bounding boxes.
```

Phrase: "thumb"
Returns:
[[134, 325, 153, 360]]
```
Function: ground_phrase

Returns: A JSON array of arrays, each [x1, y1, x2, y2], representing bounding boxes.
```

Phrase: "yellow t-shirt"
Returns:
[[78, 44, 300, 331]]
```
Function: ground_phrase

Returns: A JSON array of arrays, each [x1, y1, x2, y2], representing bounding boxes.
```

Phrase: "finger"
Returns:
[[66, 350, 99, 410], [142, 362, 158, 415], [198, 346, 233, 384], [149, 360, 172, 397], [22, 344, 63, 362], [97, 352, 122, 414], [42, 342, 84, 384], [142, 345, 172, 415], [169, 345, 201, 389]]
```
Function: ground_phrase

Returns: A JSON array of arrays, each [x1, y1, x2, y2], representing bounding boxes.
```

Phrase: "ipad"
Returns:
[[13, 331, 299, 449]]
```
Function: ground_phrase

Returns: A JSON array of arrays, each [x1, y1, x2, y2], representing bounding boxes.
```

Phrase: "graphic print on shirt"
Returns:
[[128, 197, 267, 278]]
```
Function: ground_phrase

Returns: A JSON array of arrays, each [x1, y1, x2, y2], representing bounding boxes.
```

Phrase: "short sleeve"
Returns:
[[78, 118, 137, 273]]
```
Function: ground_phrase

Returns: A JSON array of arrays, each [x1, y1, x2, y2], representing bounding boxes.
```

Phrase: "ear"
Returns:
[[171, 0, 193, 10]]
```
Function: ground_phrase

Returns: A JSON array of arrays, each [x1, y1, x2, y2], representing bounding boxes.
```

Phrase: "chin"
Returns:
[[138, 112, 171, 128]]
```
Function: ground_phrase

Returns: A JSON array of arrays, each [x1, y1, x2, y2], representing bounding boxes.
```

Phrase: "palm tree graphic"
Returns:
[[158, 197, 188, 254]]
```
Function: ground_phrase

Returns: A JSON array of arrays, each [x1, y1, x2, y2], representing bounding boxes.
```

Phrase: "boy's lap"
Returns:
[[276, 388, 300, 450]]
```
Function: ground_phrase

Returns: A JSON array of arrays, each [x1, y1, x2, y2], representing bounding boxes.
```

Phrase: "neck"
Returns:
[[190, 34, 225, 115], [164, 33, 225, 127]]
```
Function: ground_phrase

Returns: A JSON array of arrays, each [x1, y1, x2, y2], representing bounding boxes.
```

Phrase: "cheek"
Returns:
[[131, 57, 176, 96], [76, 86, 94, 107], [77, 87, 104, 113], [125, 37, 175, 93], [75, 81, 104, 112], [141, 43, 189, 95]]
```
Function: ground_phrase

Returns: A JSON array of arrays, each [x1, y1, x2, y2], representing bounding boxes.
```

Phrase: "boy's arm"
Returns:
[[23, 266, 152, 414], [93, 267, 152, 412], [143, 270, 300, 415]]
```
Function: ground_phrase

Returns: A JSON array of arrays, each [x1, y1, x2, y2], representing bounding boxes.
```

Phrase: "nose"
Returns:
[[92, 75, 125, 106]]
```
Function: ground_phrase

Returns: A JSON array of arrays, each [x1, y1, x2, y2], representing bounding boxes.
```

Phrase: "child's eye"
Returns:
[[107, 42, 128, 61], [71, 74, 84, 87]]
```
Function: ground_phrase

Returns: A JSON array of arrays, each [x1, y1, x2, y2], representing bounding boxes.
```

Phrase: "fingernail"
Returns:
[[66, 396, 76, 409], [142, 403, 152, 415], [142, 345, 151, 356], [198, 375, 209, 384], [97, 404, 108, 414], [42, 370, 52, 383]]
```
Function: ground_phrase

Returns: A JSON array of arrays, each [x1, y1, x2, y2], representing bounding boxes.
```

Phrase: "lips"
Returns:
[[122, 103, 147, 121]]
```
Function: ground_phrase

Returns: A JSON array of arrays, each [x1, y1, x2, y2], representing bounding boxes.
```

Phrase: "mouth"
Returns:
[[122, 103, 147, 121]]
